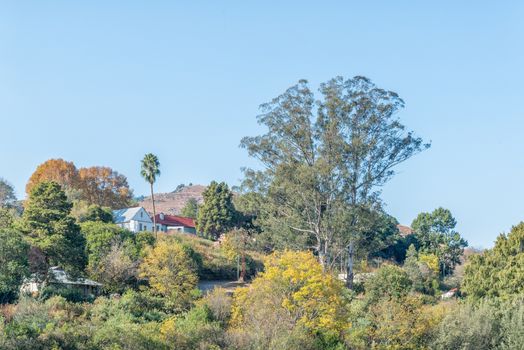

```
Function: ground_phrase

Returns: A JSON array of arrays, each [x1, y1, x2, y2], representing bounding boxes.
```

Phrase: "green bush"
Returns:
[[39, 285, 91, 303], [364, 264, 412, 302], [432, 298, 524, 350]]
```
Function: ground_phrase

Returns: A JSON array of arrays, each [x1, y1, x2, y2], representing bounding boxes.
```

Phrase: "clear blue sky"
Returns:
[[1, 1, 523, 248]]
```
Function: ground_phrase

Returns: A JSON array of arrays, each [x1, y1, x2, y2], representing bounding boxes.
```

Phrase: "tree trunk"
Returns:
[[346, 240, 354, 289], [239, 252, 246, 282], [150, 182, 157, 238], [318, 240, 327, 271]]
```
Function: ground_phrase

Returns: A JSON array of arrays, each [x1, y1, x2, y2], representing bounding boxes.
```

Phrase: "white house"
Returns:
[[113, 206, 154, 232], [21, 266, 103, 298]]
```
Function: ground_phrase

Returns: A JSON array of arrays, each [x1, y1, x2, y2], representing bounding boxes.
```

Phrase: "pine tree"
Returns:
[[196, 181, 236, 239], [18, 181, 86, 278]]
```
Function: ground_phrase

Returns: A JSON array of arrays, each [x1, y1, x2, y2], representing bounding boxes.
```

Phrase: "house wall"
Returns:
[[166, 226, 197, 234], [129, 220, 155, 232], [118, 220, 155, 233]]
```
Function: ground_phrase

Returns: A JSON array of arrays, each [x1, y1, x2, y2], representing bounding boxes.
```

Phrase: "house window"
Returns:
[[139, 223, 142, 231]]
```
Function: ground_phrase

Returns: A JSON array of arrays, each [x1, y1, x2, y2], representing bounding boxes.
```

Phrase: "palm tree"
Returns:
[[140, 153, 160, 237]]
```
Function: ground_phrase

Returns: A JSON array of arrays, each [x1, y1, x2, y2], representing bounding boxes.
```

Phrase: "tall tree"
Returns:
[[181, 198, 199, 219], [0, 178, 16, 208], [78, 166, 134, 208], [241, 76, 429, 288], [140, 154, 161, 236], [17, 181, 86, 278], [411, 207, 467, 276], [26, 159, 80, 198], [196, 181, 237, 240]]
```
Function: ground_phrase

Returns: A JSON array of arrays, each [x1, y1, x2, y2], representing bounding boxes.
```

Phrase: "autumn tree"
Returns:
[[141, 154, 161, 235], [77, 166, 133, 209], [241, 76, 429, 287], [26, 159, 80, 198], [0, 178, 16, 208], [18, 181, 87, 277], [139, 238, 198, 311], [197, 181, 237, 240], [411, 207, 467, 277]]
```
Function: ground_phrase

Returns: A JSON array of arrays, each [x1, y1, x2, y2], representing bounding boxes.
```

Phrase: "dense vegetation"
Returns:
[[0, 76, 522, 349]]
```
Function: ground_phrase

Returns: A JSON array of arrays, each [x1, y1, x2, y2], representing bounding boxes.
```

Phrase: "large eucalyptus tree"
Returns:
[[241, 76, 429, 288]]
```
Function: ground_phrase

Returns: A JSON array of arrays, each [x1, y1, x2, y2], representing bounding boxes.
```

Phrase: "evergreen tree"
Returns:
[[240, 76, 429, 287], [196, 181, 236, 239], [181, 198, 199, 219], [462, 222, 524, 300], [411, 207, 467, 277], [18, 181, 86, 278]]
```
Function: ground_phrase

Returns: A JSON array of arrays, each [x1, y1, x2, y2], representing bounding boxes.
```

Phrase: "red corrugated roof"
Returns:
[[153, 213, 196, 228]]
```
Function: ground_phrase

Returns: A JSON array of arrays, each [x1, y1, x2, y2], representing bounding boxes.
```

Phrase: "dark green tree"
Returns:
[[181, 198, 199, 219], [240, 76, 429, 287], [81, 221, 135, 268], [411, 207, 467, 276], [462, 222, 524, 300], [141, 153, 161, 236], [80, 205, 114, 223], [196, 181, 236, 240], [18, 181, 87, 278], [0, 229, 29, 303]]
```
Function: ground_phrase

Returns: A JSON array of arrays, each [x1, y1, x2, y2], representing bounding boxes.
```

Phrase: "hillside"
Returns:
[[139, 184, 205, 215]]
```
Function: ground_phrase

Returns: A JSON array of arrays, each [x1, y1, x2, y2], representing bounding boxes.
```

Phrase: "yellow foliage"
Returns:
[[230, 250, 349, 337], [139, 238, 198, 308], [220, 233, 239, 261], [159, 316, 177, 339], [418, 253, 439, 274]]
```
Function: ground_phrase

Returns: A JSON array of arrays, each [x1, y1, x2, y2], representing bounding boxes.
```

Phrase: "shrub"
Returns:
[[364, 264, 412, 302], [228, 251, 350, 348]]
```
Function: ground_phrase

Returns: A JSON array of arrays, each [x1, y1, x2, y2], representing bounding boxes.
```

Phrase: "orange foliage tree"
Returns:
[[26, 159, 80, 195], [27, 159, 133, 209], [78, 166, 133, 209]]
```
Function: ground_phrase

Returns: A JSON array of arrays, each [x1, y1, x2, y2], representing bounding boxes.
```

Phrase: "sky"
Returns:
[[1, 1, 523, 248]]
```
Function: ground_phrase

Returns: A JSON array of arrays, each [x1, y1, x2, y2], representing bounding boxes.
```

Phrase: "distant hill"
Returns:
[[139, 184, 206, 215]]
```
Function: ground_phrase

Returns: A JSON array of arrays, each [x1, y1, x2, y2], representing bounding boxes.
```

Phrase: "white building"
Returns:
[[21, 266, 103, 298], [113, 206, 154, 232]]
